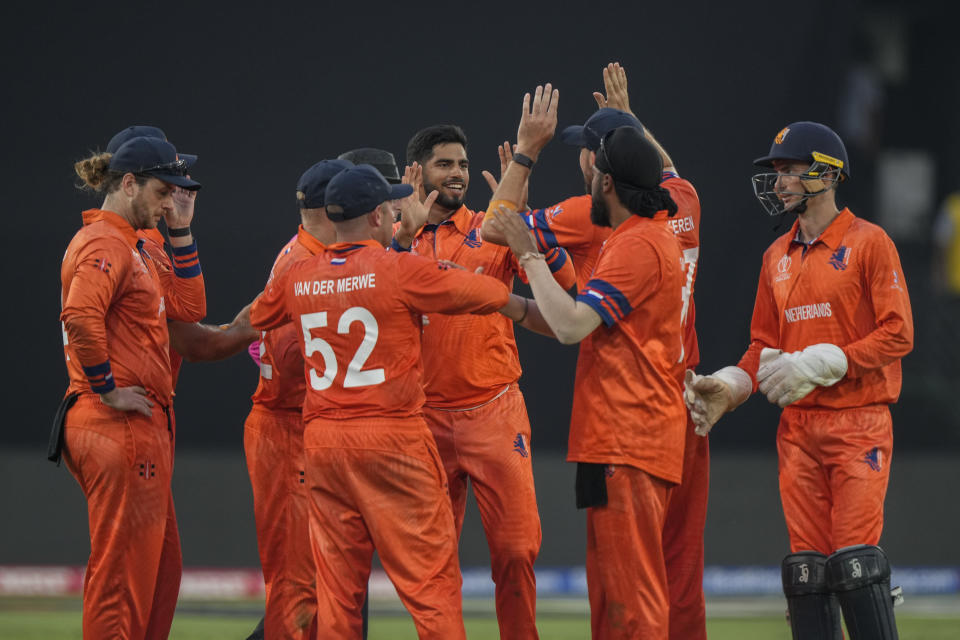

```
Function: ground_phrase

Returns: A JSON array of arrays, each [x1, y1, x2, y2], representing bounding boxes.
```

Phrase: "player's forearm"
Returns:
[[169, 320, 258, 362], [524, 259, 594, 344], [484, 161, 531, 241], [643, 128, 675, 171]]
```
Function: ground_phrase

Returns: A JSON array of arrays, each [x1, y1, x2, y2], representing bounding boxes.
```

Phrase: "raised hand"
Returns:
[[489, 205, 538, 259], [516, 83, 559, 161], [482, 142, 529, 210], [592, 62, 632, 114], [101, 385, 154, 417], [395, 163, 439, 248], [167, 181, 197, 231]]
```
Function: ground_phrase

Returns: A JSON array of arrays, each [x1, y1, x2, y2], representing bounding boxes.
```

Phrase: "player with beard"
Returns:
[[482, 67, 707, 639], [489, 121, 686, 639], [392, 124, 575, 639], [58, 136, 203, 639]]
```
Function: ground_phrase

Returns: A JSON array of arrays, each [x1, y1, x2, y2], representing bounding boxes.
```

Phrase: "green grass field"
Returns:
[[2, 597, 957, 639]]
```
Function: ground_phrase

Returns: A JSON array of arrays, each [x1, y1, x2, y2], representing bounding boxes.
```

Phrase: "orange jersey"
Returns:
[[408, 206, 575, 408], [251, 226, 326, 410], [249, 240, 511, 423], [60, 210, 202, 401], [736, 208, 913, 408], [524, 173, 702, 367], [567, 214, 687, 483], [137, 227, 207, 390]]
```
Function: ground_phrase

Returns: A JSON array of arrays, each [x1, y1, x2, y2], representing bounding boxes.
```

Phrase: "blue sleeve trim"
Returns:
[[82, 360, 116, 394], [576, 290, 616, 327], [170, 241, 198, 256], [389, 236, 412, 252], [173, 264, 203, 278], [577, 278, 633, 327], [528, 209, 559, 251], [544, 247, 569, 273]]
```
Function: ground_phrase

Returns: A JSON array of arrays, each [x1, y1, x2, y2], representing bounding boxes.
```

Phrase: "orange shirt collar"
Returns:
[[326, 239, 383, 252], [414, 205, 474, 239], [610, 212, 651, 238], [789, 207, 855, 250], [82, 209, 141, 248], [816, 208, 855, 249], [296, 225, 326, 255]]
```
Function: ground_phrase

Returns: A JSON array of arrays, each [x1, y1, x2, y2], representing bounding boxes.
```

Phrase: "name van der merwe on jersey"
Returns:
[[294, 273, 377, 296]]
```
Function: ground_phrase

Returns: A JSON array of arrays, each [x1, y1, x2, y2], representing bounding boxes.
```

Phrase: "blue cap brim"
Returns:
[[561, 125, 587, 148], [179, 153, 198, 168], [153, 172, 202, 191], [388, 184, 414, 200]]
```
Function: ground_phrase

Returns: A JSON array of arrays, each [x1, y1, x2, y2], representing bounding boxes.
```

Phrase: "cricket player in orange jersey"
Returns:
[[249, 164, 526, 639], [390, 124, 574, 640], [489, 97, 687, 639], [59, 136, 202, 639], [98, 125, 206, 640], [243, 158, 351, 639], [482, 63, 709, 639], [685, 122, 912, 640]]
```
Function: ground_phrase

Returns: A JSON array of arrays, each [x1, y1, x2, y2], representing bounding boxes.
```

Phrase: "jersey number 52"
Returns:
[[300, 307, 385, 390]]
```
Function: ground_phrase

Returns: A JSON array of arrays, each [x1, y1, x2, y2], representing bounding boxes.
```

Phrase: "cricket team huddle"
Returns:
[[57, 63, 913, 639]]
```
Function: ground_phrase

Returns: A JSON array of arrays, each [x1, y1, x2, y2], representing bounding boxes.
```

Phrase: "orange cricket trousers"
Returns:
[[304, 416, 466, 640], [586, 464, 673, 640], [778, 404, 893, 554], [145, 405, 181, 640], [661, 416, 708, 640], [63, 393, 175, 640], [244, 404, 317, 639], [422, 384, 541, 640]]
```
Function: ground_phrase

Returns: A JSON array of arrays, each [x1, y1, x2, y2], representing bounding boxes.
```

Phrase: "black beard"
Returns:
[[590, 195, 611, 227], [423, 178, 464, 211]]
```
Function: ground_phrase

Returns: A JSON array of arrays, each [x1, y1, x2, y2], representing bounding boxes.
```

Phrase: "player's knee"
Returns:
[[781, 551, 842, 639], [825, 544, 899, 640]]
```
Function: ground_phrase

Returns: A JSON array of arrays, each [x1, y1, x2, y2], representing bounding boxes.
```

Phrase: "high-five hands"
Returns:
[[482, 142, 529, 211], [394, 162, 439, 248], [592, 62, 632, 114], [516, 83, 559, 161]]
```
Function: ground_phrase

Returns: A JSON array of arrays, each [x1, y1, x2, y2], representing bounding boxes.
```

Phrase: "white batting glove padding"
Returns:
[[684, 366, 752, 436], [757, 343, 848, 408]]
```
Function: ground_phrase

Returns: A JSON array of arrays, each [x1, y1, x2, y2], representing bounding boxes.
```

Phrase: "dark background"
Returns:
[[3, 0, 957, 455]]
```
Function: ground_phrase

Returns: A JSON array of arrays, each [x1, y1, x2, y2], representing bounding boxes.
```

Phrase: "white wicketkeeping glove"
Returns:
[[684, 366, 753, 436], [757, 343, 848, 408]]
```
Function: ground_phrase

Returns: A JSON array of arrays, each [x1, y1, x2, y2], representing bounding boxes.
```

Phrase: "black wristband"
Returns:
[[512, 153, 535, 170], [167, 227, 192, 237], [517, 298, 529, 323]]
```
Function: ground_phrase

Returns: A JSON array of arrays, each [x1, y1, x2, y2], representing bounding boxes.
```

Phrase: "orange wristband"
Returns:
[[483, 199, 519, 221]]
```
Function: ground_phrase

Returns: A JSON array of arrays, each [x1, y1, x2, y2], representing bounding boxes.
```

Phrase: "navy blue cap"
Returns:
[[337, 148, 401, 184], [324, 165, 414, 221], [754, 121, 849, 179], [561, 108, 644, 152], [106, 125, 198, 168], [109, 137, 201, 190], [297, 159, 354, 208]]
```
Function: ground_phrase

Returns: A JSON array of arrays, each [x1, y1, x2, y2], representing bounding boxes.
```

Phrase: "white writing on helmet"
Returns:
[[784, 302, 832, 323]]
